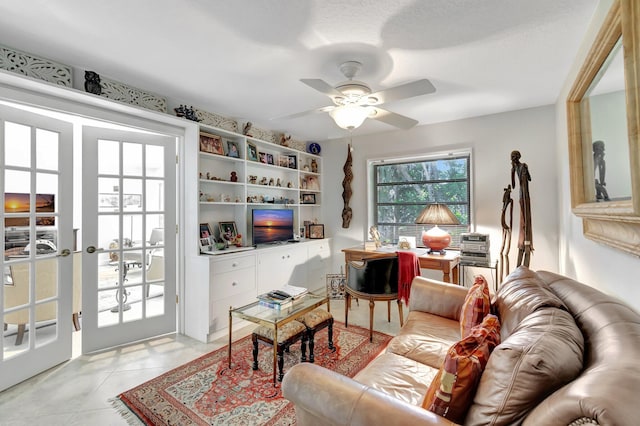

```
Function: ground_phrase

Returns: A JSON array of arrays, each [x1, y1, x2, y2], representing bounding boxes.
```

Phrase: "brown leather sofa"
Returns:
[[282, 267, 640, 425]]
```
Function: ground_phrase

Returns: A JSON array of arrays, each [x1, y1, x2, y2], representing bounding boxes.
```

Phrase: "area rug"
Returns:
[[111, 322, 392, 425]]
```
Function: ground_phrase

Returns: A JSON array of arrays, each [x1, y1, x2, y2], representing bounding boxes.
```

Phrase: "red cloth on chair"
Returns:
[[397, 251, 421, 304]]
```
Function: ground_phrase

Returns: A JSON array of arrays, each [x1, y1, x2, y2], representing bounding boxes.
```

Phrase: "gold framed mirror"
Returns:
[[567, 0, 640, 255]]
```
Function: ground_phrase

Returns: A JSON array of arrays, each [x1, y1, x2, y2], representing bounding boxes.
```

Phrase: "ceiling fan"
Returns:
[[282, 61, 436, 131]]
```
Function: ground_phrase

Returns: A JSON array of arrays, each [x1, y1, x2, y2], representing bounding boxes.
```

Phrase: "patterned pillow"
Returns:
[[460, 275, 491, 338], [422, 314, 501, 423]]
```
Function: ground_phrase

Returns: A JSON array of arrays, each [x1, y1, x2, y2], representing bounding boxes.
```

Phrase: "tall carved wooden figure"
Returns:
[[510, 150, 533, 267], [499, 184, 513, 282]]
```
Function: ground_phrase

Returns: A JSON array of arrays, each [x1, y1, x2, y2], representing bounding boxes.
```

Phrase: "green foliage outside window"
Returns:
[[373, 155, 470, 247]]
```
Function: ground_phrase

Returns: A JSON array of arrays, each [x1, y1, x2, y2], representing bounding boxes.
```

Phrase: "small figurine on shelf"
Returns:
[[206, 172, 211, 180], [311, 159, 318, 173], [234, 234, 243, 247], [242, 121, 253, 136], [248, 175, 257, 184], [287, 181, 293, 188], [276, 178, 282, 187], [268, 178, 274, 186], [230, 171, 238, 182], [260, 177, 268, 185], [280, 134, 291, 147]]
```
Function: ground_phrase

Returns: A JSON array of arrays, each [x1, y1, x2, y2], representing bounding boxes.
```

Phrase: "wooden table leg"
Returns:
[[397, 300, 404, 327], [272, 327, 278, 386], [368, 300, 375, 342], [228, 308, 232, 368], [452, 265, 459, 285], [442, 268, 451, 283]]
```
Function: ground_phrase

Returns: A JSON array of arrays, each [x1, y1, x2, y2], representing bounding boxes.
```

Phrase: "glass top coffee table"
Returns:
[[228, 292, 330, 385]]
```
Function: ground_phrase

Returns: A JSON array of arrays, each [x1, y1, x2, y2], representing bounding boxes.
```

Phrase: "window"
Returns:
[[371, 152, 471, 248]]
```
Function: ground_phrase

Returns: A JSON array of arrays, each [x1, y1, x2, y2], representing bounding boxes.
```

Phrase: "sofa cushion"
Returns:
[[421, 314, 501, 424], [354, 352, 440, 406], [460, 275, 491, 338], [465, 307, 584, 426], [386, 310, 461, 369], [495, 266, 566, 340]]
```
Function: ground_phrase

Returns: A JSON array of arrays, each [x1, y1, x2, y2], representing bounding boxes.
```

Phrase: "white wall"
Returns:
[[556, 0, 640, 313], [323, 105, 558, 284]]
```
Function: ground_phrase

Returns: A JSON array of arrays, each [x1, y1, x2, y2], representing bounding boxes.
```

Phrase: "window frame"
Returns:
[[367, 149, 473, 248]]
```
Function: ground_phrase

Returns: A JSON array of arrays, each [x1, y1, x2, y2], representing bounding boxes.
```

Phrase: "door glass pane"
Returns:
[[145, 250, 164, 318], [3, 308, 30, 359], [146, 145, 164, 178], [98, 178, 120, 213], [98, 215, 119, 253], [35, 259, 57, 302], [124, 215, 143, 248], [123, 142, 142, 176], [34, 301, 57, 348], [35, 128, 59, 171], [123, 179, 143, 213], [97, 289, 119, 328], [123, 284, 143, 323], [146, 179, 164, 212], [4, 122, 30, 168], [98, 139, 119, 175]]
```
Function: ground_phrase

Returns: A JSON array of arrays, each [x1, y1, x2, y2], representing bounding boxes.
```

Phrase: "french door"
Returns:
[[81, 127, 176, 353], [0, 104, 74, 391]]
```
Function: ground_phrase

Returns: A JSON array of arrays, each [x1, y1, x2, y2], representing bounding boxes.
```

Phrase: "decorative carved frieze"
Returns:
[[84, 70, 167, 113], [0, 44, 72, 87], [194, 109, 238, 132]]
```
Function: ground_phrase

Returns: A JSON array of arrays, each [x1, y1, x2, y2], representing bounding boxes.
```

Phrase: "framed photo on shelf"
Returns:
[[266, 153, 274, 165], [199, 132, 224, 155], [305, 176, 320, 190], [278, 155, 289, 168], [247, 142, 258, 161], [226, 140, 240, 158], [309, 224, 324, 239], [288, 155, 297, 169], [219, 221, 238, 242], [259, 152, 267, 164], [200, 223, 213, 239], [301, 193, 316, 204], [199, 236, 212, 252]]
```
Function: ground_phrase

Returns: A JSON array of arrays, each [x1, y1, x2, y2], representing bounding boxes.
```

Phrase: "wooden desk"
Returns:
[[342, 246, 460, 284]]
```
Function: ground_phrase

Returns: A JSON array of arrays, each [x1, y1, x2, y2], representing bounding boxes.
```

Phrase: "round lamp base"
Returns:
[[421, 227, 451, 255]]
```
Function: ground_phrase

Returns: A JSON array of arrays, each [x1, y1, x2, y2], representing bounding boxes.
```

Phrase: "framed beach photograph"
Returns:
[[226, 140, 240, 158], [199, 132, 224, 155], [309, 224, 324, 239], [218, 221, 238, 242], [301, 193, 316, 204], [247, 142, 258, 161]]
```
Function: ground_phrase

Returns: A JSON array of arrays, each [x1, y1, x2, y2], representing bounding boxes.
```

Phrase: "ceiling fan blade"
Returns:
[[272, 105, 335, 121], [371, 107, 419, 129], [368, 79, 436, 104], [300, 79, 344, 98]]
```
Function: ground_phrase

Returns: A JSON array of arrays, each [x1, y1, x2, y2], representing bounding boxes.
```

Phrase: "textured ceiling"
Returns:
[[0, 0, 599, 141]]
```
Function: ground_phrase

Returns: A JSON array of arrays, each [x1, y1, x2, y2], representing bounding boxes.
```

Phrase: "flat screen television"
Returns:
[[4, 192, 56, 227], [252, 208, 294, 245]]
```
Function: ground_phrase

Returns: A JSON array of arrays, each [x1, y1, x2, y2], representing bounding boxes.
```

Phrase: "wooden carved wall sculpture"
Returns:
[[341, 144, 353, 228], [510, 150, 533, 267]]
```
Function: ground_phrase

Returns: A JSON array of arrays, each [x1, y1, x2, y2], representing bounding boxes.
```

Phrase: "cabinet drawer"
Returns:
[[211, 267, 256, 300], [212, 254, 256, 274], [210, 291, 258, 333]]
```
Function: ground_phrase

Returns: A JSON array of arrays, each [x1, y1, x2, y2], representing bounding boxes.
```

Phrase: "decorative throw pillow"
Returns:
[[460, 275, 491, 338], [422, 314, 501, 423]]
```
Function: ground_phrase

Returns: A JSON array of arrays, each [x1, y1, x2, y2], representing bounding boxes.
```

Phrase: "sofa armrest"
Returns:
[[282, 363, 457, 426], [408, 276, 468, 321]]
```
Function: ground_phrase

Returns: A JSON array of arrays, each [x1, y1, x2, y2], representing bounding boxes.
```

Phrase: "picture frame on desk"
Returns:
[[200, 223, 213, 239], [301, 193, 316, 204], [219, 221, 238, 241], [309, 224, 324, 239]]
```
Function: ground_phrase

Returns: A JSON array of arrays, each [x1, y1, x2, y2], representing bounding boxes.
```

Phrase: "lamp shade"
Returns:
[[415, 203, 460, 254], [329, 105, 370, 130]]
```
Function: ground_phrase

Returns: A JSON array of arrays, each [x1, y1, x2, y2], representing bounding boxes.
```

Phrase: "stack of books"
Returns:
[[257, 285, 309, 310]]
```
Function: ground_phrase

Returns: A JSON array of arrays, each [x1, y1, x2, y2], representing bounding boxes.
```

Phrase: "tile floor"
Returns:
[[0, 297, 406, 425]]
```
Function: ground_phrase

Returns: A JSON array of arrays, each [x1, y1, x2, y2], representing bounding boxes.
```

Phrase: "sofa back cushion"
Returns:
[[421, 314, 501, 424], [465, 307, 584, 426], [494, 266, 566, 340], [460, 275, 491, 338]]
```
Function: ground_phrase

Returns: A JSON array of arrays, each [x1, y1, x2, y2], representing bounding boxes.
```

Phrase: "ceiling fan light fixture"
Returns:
[[329, 105, 371, 130]]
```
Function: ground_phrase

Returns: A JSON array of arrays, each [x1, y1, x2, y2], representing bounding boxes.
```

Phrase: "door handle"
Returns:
[[57, 249, 71, 257], [86, 246, 104, 254]]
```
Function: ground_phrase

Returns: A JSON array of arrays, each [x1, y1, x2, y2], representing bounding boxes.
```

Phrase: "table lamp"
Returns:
[[415, 203, 460, 254]]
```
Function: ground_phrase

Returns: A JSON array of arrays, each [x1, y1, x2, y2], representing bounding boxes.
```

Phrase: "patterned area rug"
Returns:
[[112, 322, 392, 425]]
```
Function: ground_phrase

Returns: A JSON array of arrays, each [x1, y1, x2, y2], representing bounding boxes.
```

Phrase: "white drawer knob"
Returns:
[[232, 262, 238, 267], [232, 281, 237, 286]]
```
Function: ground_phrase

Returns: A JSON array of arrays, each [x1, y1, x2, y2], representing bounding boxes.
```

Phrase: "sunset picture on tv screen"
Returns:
[[252, 209, 294, 245]]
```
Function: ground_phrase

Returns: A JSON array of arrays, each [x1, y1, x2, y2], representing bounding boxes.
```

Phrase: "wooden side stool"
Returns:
[[252, 320, 307, 381], [298, 308, 335, 363]]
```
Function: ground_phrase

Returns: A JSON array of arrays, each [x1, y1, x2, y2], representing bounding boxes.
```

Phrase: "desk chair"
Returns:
[[345, 256, 404, 342]]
